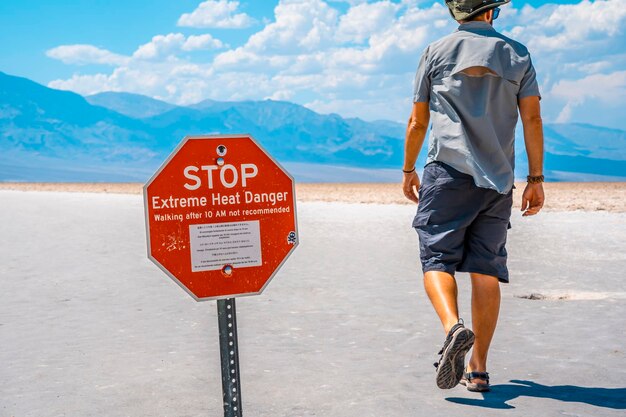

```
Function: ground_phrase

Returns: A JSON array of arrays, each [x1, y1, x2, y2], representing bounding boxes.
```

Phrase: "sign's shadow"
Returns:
[[446, 380, 626, 410]]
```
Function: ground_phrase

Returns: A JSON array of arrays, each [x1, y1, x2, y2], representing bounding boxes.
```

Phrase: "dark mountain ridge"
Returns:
[[1, 71, 625, 182]]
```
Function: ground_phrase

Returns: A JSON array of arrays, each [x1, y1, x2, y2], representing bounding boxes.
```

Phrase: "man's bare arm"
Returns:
[[402, 102, 430, 204], [518, 96, 545, 216]]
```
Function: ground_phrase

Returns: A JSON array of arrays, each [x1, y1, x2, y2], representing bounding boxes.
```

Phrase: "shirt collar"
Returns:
[[457, 21, 495, 32]]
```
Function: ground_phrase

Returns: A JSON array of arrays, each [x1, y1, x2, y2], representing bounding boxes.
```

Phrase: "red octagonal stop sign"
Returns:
[[144, 134, 298, 301]]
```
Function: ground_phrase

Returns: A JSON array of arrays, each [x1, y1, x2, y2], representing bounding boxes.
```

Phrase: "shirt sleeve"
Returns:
[[518, 56, 541, 100], [413, 47, 431, 103]]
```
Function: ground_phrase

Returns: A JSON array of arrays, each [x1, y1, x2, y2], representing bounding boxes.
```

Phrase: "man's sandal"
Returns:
[[460, 370, 491, 392], [433, 321, 475, 389]]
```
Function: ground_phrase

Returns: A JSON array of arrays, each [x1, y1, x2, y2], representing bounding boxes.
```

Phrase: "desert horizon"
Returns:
[[2, 181, 625, 213]]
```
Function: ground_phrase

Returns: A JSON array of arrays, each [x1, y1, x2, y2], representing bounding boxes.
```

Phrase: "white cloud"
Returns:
[[266, 89, 295, 101], [305, 96, 411, 121], [505, 0, 626, 53], [48, 73, 114, 95], [211, 0, 342, 72], [214, 1, 450, 75], [45, 1, 626, 127], [48, 61, 216, 102], [132, 33, 225, 60], [497, 0, 626, 125], [555, 100, 576, 124], [551, 71, 626, 104], [46, 45, 129, 66], [43, 1, 459, 118], [178, 0, 254, 29], [336, 1, 399, 44], [321, 2, 450, 76], [551, 70, 626, 123], [327, 0, 368, 5], [564, 60, 612, 74], [183, 34, 225, 51], [245, 0, 339, 53], [133, 33, 187, 60]]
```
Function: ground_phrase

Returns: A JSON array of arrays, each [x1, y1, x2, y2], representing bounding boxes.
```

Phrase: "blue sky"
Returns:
[[1, 0, 624, 129]]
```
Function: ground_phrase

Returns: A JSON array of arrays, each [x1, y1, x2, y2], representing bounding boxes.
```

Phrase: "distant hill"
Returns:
[[544, 124, 626, 160], [0, 72, 159, 181], [139, 98, 407, 167], [86, 92, 178, 119], [514, 123, 626, 180], [1, 71, 625, 182]]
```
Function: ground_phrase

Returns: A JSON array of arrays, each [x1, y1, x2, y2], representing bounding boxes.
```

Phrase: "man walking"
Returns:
[[402, 0, 545, 392]]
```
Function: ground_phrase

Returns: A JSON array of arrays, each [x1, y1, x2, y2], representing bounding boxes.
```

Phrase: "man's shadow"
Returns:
[[446, 380, 626, 410]]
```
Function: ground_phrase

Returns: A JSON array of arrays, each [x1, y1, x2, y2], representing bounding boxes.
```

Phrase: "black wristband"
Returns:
[[402, 167, 416, 174], [527, 175, 545, 184]]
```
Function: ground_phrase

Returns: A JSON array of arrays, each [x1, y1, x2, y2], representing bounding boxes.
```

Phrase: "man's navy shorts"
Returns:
[[413, 162, 513, 283]]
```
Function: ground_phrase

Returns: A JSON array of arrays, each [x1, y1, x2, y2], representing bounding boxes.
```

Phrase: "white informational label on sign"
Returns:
[[189, 221, 262, 272]]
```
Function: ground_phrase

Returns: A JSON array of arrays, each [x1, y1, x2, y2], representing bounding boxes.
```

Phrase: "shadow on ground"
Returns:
[[446, 380, 626, 410]]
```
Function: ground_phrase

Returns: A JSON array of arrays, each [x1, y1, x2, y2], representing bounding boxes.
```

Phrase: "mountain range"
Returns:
[[1, 71, 625, 182]]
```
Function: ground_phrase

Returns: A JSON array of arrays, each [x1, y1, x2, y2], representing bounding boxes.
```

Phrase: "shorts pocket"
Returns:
[[412, 211, 431, 228], [433, 176, 473, 191], [430, 163, 473, 188]]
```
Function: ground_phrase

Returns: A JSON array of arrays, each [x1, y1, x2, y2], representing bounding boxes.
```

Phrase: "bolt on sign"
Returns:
[[144, 134, 298, 300]]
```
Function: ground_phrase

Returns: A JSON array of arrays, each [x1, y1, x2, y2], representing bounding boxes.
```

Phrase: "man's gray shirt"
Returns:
[[413, 21, 541, 194]]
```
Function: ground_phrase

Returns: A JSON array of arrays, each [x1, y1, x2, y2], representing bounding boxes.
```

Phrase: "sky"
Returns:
[[1, 0, 625, 129]]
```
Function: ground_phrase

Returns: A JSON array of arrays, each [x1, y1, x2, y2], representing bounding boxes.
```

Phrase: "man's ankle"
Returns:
[[467, 361, 487, 373], [443, 318, 461, 334]]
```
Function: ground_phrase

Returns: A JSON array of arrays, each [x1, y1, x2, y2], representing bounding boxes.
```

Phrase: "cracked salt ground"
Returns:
[[516, 292, 626, 301], [1, 191, 625, 417]]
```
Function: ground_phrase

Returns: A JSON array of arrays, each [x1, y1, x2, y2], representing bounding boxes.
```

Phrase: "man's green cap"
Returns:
[[445, 0, 511, 21]]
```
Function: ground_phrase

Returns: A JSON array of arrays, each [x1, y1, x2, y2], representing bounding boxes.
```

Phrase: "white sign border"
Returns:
[[143, 133, 300, 302]]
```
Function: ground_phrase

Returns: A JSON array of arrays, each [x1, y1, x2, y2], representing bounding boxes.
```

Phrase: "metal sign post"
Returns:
[[217, 298, 243, 417]]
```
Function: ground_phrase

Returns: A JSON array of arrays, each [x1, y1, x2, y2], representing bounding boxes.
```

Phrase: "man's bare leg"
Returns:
[[423, 271, 460, 334], [467, 273, 501, 383]]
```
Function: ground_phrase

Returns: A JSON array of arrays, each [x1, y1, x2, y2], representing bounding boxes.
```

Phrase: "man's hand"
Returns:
[[402, 171, 421, 204], [521, 183, 545, 216]]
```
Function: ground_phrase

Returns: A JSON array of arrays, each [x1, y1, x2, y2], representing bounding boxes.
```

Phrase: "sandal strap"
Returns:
[[464, 371, 490, 382], [436, 321, 466, 356]]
